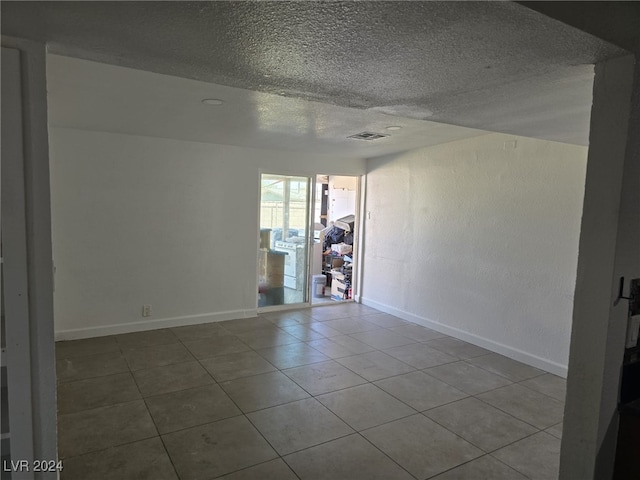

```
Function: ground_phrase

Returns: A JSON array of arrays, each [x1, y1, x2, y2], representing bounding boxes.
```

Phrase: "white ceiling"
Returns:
[[46, 54, 487, 158], [3, 1, 632, 155]]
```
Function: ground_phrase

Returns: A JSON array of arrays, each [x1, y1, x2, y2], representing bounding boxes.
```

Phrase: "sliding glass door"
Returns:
[[258, 174, 311, 308]]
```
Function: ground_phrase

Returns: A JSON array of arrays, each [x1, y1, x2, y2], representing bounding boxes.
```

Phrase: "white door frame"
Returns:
[[1, 37, 58, 478], [256, 171, 314, 313]]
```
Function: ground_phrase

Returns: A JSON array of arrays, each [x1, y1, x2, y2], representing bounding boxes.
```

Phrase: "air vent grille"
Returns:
[[348, 131, 389, 141]]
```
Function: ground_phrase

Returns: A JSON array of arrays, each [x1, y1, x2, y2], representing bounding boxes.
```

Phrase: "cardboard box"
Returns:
[[258, 249, 285, 288], [331, 243, 352, 255], [329, 257, 344, 269], [331, 270, 347, 300]]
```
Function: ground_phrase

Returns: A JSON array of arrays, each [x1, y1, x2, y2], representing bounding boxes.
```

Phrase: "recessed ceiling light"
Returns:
[[385, 126, 402, 131], [201, 98, 224, 106]]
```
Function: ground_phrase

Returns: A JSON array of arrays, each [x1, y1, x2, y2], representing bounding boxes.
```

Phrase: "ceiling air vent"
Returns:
[[348, 131, 389, 141]]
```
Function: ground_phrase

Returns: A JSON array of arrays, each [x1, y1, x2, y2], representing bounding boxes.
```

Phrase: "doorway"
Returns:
[[258, 174, 312, 308], [310, 175, 359, 305]]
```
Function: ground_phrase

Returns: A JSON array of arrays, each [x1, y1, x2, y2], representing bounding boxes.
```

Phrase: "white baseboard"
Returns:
[[361, 297, 568, 378], [55, 309, 258, 341]]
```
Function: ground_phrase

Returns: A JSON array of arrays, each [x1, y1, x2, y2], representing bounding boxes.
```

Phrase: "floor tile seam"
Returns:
[[57, 392, 147, 417], [127, 367, 163, 440], [336, 367, 421, 384], [141, 381, 223, 401], [156, 429, 182, 480], [153, 396, 254, 442], [115, 337, 182, 351], [513, 378, 567, 403], [334, 348, 418, 372], [345, 330, 422, 345], [121, 340, 186, 358], [186, 349, 254, 362], [242, 338, 303, 350], [276, 433, 387, 473], [362, 409, 486, 457], [481, 429, 549, 455], [250, 340, 328, 357], [194, 354, 267, 385], [127, 355, 199, 373], [469, 394, 556, 431], [249, 353, 332, 372], [417, 343, 491, 361], [423, 453, 525, 480], [209, 458, 302, 480], [399, 356, 463, 371], [241, 409, 295, 463], [418, 394, 508, 417], [474, 382, 565, 411], [278, 366, 367, 397], [130, 355, 218, 398], [544, 430, 562, 440], [237, 329, 301, 342], [230, 393, 314, 415], [175, 332, 241, 345], [400, 368, 472, 396], [407, 393, 473, 414], [282, 359, 371, 390], [116, 349, 183, 473], [487, 443, 550, 479], [354, 431, 422, 480], [182, 334, 251, 357], [58, 433, 162, 463], [278, 331, 329, 342], [295, 339, 365, 358], [56, 366, 132, 385], [153, 411, 246, 437], [311, 350, 376, 360], [55, 368, 136, 387], [466, 357, 548, 383], [194, 375, 250, 429], [54, 344, 124, 361], [314, 379, 422, 415], [463, 358, 525, 381], [322, 404, 420, 435], [261, 427, 357, 458], [418, 409, 539, 456], [129, 357, 215, 378], [418, 362, 516, 394], [324, 325, 386, 335]]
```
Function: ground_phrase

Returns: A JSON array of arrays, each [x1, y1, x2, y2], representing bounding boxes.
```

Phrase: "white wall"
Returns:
[[362, 133, 588, 375], [50, 127, 365, 339], [328, 175, 357, 221]]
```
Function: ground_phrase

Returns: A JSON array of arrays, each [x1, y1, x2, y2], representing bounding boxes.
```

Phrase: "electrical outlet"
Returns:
[[142, 304, 152, 317]]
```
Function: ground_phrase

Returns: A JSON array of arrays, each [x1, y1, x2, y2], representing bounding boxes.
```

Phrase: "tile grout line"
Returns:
[[471, 393, 560, 432], [355, 431, 421, 480]]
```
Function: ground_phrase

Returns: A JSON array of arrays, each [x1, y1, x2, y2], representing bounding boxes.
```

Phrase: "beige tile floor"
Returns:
[[55, 304, 565, 480]]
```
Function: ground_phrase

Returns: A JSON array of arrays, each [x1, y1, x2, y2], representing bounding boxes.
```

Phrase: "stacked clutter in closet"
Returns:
[[321, 215, 355, 301]]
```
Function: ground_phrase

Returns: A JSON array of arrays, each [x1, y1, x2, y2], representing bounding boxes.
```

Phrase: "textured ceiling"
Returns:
[[46, 54, 487, 158], [1, 1, 631, 151], [519, 1, 640, 51]]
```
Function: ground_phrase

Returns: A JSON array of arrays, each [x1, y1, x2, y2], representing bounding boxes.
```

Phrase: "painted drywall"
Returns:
[[362, 133, 588, 375], [559, 54, 638, 480], [50, 128, 364, 339]]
